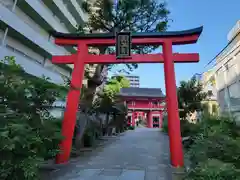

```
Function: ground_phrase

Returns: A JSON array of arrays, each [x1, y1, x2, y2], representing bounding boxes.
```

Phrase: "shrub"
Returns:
[[187, 133, 240, 168], [180, 120, 200, 137], [185, 159, 240, 180], [82, 121, 100, 147], [185, 115, 240, 179], [83, 127, 95, 147], [0, 56, 63, 179], [161, 115, 199, 137], [128, 126, 135, 130], [161, 115, 168, 133], [198, 114, 239, 138]]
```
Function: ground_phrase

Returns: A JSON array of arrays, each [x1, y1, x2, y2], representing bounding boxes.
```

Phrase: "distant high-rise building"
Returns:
[[112, 75, 140, 87], [125, 75, 140, 88]]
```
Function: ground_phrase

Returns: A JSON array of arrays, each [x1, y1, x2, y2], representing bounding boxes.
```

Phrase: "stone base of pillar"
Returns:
[[171, 166, 186, 180]]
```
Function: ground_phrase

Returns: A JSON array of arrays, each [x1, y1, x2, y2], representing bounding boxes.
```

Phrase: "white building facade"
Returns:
[[126, 75, 140, 88], [213, 20, 240, 123], [0, 0, 88, 85]]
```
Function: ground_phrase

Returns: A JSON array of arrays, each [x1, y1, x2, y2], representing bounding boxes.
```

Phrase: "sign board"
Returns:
[[116, 31, 131, 59]]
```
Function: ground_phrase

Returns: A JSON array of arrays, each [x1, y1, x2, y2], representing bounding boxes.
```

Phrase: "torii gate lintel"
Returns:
[[51, 26, 203, 167]]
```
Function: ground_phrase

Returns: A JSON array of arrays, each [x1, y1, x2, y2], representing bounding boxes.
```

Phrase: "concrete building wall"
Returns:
[[0, 0, 85, 85], [0, 0, 90, 119], [215, 34, 240, 112], [23, 0, 69, 32], [212, 20, 240, 124], [200, 69, 220, 115]]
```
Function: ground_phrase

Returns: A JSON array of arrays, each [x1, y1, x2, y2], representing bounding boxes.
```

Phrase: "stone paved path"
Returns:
[[46, 128, 172, 180]]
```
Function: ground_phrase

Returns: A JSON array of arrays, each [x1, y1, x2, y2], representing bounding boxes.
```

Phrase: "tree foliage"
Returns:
[[103, 76, 130, 100], [177, 76, 207, 119], [94, 75, 130, 113], [81, 0, 169, 33], [87, 75, 129, 135], [80, 0, 170, 71], [0, 56, 63, 180]]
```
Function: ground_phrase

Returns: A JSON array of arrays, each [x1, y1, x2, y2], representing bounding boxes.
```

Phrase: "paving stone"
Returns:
[[43, 128, 172, 180], [99, 169, 123, 176], [118, 170, 145, 180], [68, 169, 102, 179], [145, 171, 159, 180], [88, 175, 120, 180]]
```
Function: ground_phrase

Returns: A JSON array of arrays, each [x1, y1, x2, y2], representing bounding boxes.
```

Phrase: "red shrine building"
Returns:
[[119, 87, 166, 128]]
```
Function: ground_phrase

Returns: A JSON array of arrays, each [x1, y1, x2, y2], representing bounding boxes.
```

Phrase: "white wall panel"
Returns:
[[0, 46, 65, 85], [0, 4, 68, 56], [24, 0, 69, 33], [14, 6, 49, 40], [53, 0, 77, 28]]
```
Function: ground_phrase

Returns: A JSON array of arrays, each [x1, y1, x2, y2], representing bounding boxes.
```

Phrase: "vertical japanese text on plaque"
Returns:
[[116, 32, 131, 59]]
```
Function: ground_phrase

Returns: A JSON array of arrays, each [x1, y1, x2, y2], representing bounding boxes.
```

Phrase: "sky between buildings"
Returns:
[[109, 0, 240, 93]]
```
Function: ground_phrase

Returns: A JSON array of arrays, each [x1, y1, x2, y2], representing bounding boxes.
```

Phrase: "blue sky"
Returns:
[[110, 0, 240, 92]]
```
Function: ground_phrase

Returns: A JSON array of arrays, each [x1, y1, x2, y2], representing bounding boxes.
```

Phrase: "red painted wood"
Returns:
[[55, 43, 87, 164], [52, 53, 199, 65], [52, 54, 76, 64], [147, 111, 153, 128], [163, 41, 183, 167], [127, 99, 165, 109], [123, 96, 164, 101], [132, 112, 136, 127], [84, 53, 199, 64], [55, 34, 200, 46]]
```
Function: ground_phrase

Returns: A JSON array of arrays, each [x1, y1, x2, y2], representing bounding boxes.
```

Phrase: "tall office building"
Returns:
[[125, 75, 140, 88], [112, 75, 140, 87], [0, 0, 88, 85]]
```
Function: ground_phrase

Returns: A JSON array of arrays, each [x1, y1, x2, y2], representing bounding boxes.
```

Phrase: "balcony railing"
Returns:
[[0, 4, 68, 56], [0, 0, 14, 10]]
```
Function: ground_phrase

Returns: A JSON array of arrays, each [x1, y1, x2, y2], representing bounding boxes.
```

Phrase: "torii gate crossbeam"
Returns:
[[51, 26, 203, 167]]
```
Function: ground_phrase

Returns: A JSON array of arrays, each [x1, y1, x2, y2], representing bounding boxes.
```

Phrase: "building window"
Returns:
[[229, 82, 240, 98], [218, 88, 227, 110]]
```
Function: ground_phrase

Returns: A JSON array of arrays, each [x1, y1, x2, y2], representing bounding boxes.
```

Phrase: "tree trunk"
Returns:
[[86, 47, 107, 112], [104, 112, 110, 136]]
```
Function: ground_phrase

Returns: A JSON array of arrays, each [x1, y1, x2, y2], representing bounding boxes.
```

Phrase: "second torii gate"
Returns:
[[51, 26, 203, 167]]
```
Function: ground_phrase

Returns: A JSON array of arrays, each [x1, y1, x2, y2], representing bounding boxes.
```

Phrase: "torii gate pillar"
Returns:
[[163, 41, 183, 167]]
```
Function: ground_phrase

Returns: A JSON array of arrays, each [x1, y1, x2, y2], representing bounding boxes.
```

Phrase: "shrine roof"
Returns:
[[50, 26, 203, 40], [119, 87, 165, 98]]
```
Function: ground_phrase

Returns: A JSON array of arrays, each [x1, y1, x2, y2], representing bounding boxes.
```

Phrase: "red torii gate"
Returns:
[[51, 27, 203, 167]]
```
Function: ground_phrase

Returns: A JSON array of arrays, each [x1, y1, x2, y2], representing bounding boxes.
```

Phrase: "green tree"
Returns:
[[0, 56, 63, 179], [78, 0, 170, 113], [80, 0, 170, 71], [103, 75, 130, 100], [95, 75, 130, 113], [94, 75, 130, 134], [178, 76, 207, 120]]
